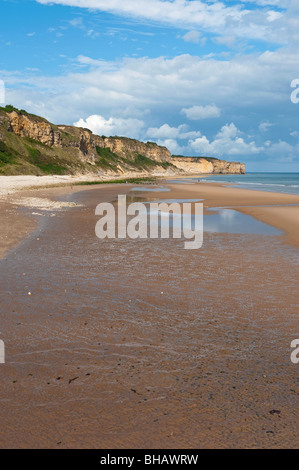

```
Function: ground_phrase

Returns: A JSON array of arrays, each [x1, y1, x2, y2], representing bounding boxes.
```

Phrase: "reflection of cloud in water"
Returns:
[[219, 209, 237, 223], [130, 187, 170, 192], [204, 208, 281, 235]]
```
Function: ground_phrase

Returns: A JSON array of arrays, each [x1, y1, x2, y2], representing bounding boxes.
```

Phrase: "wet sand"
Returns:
[[0, 180, 298, 448]]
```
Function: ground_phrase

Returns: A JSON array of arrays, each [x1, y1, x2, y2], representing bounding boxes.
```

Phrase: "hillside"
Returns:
[[0, 105, 245, 176]]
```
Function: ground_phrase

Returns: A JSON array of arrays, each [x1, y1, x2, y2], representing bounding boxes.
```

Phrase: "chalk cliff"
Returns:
[[0, 106, 245, 176]]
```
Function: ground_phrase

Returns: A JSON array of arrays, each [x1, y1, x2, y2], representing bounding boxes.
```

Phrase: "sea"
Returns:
[[195, 172, 299, 195]]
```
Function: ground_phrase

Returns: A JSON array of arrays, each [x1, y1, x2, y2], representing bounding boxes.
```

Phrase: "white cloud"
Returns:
[[259, 120, 274, 132], [69, 17, 83, 27], [74, 114, 145, 139], [267, 11, 283, 22], [36, 0, 292, 43], [264, 140, 295, 160], [3, 48, 296, 128], [4, 47, 299, 167], [214, 35, 236, 48], [189, 123, 263, 157], [146, 123, 201, 140], [182, 31, 204, 45], [182, 104, 221, 120], [156, 138, 185, 155]]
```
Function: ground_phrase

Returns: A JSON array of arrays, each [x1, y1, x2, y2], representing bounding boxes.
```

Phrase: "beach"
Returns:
[[0, 177, 298, 448]]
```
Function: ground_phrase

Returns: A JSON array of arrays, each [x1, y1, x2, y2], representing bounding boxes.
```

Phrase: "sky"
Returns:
[[1, 0, 299, 171]]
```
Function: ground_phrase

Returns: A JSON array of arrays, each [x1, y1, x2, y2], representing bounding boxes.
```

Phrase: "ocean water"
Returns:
[[197, 172, 299, 195]]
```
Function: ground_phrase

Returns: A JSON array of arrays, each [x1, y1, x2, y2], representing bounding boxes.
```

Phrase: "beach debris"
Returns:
[[269, 409, 281, 415], [68, 376, 79, 384], [130, 388, 141, 395], [12, 197, 84, 211]]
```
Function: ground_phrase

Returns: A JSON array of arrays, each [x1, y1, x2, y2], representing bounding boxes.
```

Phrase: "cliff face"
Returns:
[[170, 156, 245, 175], [0, 106, 245, 176], [170, 157, 214, 174], [8, 111, 63, 147], [6, 113, 171, 165], [212, 159, 245, 174], [102, 137, 170, 163]]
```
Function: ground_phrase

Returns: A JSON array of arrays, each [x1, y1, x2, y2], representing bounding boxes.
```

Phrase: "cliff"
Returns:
[[172, 156, 245, 174], [0, 105, 245, 176]]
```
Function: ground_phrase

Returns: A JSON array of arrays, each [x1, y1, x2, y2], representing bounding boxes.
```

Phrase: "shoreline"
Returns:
[[161, 182, 299, 248], [1, 176, 299, 259]]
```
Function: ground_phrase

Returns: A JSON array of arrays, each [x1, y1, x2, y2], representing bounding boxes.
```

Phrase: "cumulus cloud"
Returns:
[[264, 140, 296, 161], [182, 31, 205, 45], [189, 123, 263, 157], [4, 49, 296, 126], [259, 120, 274, 132], [213, 35, 236, 48], [181, 105, 221, 120], [4, 46, 299, 167], [146, 123, 201, 140], [156, 138, 186, 155], [74, 115, 145, 139]]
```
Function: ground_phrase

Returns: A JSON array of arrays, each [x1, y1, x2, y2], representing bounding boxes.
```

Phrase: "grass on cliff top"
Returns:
[[0, 105, 174, 175], [0, 104, 51, 123], [172, 154, 219, 161]]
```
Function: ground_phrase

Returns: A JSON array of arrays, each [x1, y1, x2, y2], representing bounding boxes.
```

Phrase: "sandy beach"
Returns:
[[0, 177, 298, 448]]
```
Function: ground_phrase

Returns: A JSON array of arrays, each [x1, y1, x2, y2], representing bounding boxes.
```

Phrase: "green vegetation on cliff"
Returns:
[[0, 105, 245, 176], [0, 105, 175, 176]]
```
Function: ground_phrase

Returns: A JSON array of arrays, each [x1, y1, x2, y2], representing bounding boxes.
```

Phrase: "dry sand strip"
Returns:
[[158, 182, 299, 248], [0, 170, 169, 198], [0, 174, 99, 197]]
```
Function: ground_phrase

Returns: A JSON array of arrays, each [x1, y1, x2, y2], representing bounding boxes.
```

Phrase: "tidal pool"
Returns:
[[204, 208, 282, 235]]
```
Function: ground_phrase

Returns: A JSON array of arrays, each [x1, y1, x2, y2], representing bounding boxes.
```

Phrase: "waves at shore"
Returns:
[[199, 172, 299, 195]]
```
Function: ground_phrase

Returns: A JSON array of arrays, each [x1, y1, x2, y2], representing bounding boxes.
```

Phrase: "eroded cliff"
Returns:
[[0, 106, 245, 176], [172, 156, 245, 174]]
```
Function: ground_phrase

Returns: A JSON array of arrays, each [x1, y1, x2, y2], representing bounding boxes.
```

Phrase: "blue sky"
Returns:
[[1, 0, 299, 171]]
